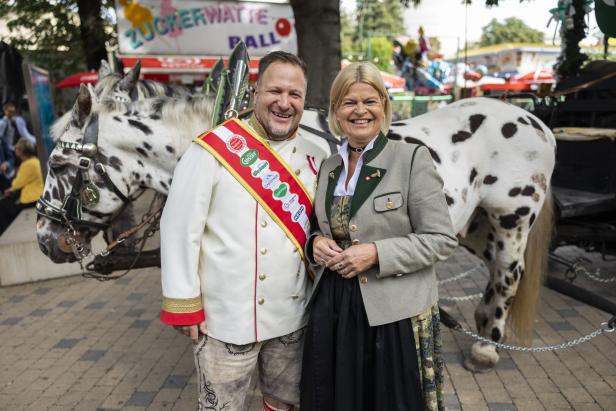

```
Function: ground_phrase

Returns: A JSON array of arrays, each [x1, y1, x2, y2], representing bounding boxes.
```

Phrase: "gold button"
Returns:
[[260, 247, 267, 255], [260, 220, 267, 228], [360, 276, 368, 284], [386, 201, 394, 209], [258, 298, 265, 305], [352, 239, 360, 245], [259, 273, 266, 281], [350, 224, 358, 232], [294, 169, 301, 175]]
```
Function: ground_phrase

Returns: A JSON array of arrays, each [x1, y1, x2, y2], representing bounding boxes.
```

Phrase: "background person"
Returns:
[[159, 51, 328, 411], [301, 62, 458, 411], [0, 138, 43, 235]]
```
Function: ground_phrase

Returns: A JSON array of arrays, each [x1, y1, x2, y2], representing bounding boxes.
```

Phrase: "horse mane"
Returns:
[[51, 76, 191, 142], [98, 94, 215, 154]]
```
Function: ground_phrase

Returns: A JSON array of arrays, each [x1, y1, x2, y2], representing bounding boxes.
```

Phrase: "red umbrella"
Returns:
[[55, 71, 99, 88]]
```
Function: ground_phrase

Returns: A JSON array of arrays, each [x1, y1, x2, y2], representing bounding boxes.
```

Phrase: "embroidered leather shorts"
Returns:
[[193, 328, 305, 410]]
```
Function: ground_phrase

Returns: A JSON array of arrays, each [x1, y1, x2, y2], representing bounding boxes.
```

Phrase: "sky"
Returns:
[[342, 0, 601, 57]]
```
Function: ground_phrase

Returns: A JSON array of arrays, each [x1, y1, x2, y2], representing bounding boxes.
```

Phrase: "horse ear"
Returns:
[[72, 84, 92, 128], [98, 60, 112, 80], [117, 59, 141, 94], [87, 83, 99, 104]]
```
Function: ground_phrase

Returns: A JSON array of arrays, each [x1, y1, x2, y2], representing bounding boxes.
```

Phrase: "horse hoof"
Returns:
[[463, 342, 499, 373]]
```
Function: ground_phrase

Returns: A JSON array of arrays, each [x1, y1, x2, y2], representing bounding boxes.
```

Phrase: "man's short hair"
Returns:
[[3, 101, 16, 111], [257, 51, 307, 83]]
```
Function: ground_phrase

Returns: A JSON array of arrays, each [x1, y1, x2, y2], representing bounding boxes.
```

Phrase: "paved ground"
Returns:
[[0, 247, 615, 411]]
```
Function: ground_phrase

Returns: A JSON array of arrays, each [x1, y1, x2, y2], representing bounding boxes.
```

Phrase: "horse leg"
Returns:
[[464, 196, 552, 372]]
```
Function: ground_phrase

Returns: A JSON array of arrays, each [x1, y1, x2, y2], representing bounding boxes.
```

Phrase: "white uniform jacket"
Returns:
[[160, 120, 328, 344]]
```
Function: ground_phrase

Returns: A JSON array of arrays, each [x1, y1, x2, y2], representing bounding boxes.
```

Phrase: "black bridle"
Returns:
[[36, 113, 142, 259]]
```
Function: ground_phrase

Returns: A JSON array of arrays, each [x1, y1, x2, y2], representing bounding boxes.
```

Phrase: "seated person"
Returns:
[[0, 139, 43, 235]]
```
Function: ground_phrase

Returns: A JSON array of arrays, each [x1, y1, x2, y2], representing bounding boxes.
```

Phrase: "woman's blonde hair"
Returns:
[[328, 62, 392, 137]]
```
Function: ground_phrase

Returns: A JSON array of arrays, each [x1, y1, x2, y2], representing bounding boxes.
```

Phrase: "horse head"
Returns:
[[38, 86, 214, 263], [38, 85, 141, 262]]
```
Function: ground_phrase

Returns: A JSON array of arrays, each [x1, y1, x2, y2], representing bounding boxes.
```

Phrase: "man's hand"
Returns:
[[174, 320, 207, 344], [0, 163, 7, 173]]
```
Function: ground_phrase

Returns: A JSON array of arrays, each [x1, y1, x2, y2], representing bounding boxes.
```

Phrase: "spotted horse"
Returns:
[[37, 88, 554, 371], [387, 97, 555, 371]]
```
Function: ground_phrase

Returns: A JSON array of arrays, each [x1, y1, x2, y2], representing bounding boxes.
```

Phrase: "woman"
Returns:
[[300, 62, 458, 411], [0, 138, 43, 235]]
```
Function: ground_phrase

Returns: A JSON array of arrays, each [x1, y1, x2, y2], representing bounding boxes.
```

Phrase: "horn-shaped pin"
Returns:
[[225, 41, 250, 119]]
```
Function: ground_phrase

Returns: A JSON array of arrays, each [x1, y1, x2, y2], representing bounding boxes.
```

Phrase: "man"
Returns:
[[160, 52, 328, 411], [0, 102, 36, 149]]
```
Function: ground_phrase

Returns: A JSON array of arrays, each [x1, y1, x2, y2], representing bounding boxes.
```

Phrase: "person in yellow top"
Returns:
[[0, 138, 43, 235]]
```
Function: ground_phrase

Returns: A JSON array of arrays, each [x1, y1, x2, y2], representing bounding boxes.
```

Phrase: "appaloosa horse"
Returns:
[[37, 86, 554, 371]]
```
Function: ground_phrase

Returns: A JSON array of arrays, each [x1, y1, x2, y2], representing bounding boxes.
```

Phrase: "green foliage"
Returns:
[[357, 0, 405, 39], [0, 0, 115, 81], [367, 36, 394, 71], [479, 17, 545, 46], [341, 0, 404, 70]]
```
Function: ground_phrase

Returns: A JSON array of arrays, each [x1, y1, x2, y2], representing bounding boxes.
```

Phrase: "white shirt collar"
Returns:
[[334, 135, 379, 197]]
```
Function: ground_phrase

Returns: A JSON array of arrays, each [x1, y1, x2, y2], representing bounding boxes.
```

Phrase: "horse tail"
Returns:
[[509, 188, 554, 343]]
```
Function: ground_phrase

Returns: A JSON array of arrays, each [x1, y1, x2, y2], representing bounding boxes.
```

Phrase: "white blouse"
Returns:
[[333, 135, 379, 196]]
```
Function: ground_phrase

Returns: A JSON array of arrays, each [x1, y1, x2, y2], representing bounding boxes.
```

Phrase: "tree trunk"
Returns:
[[76, 0, 108, 71], [290, 0, 341, 109], [554, 0, 588, 79]]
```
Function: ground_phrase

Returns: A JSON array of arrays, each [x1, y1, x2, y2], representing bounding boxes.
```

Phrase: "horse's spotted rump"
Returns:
[[469, 114, 486, 133], [483, 175, 498, 184], [501, 122, 518, 138]]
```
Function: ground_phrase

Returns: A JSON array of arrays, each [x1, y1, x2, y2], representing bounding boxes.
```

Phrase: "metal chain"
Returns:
[[438, 265, 483, 285], [441, 293, 484, 302], [573, 265, 616, 283], [454, 319, 615, 352]]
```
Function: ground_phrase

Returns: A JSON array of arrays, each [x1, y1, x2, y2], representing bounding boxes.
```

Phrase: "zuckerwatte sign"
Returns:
[[116, 0, 297, 56]]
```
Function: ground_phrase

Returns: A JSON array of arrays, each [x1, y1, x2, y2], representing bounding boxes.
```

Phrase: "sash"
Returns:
[[194, 118, 313, 257]]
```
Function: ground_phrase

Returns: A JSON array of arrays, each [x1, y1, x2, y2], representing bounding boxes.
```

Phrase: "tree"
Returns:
[[290, 0, 342, 109], [479, 17, 545, 46], [0, 0, 115, 80]]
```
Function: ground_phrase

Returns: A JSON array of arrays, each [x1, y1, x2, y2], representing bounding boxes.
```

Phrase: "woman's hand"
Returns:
[[327, 243, 378, 279], [312, 235, 343, 266]]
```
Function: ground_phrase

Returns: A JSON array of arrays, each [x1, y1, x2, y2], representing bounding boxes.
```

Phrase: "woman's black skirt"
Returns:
[[300, 269, 443, 411]]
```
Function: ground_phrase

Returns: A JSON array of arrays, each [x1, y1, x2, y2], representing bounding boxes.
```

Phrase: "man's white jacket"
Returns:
[[160, 122, 328, 344]]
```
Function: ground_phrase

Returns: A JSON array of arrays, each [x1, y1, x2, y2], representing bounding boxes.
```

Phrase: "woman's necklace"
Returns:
[[348, 143, 366, 153]]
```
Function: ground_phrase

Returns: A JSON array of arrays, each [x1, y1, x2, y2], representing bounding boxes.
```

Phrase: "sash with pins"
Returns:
[[194, 117, 313, 257]]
